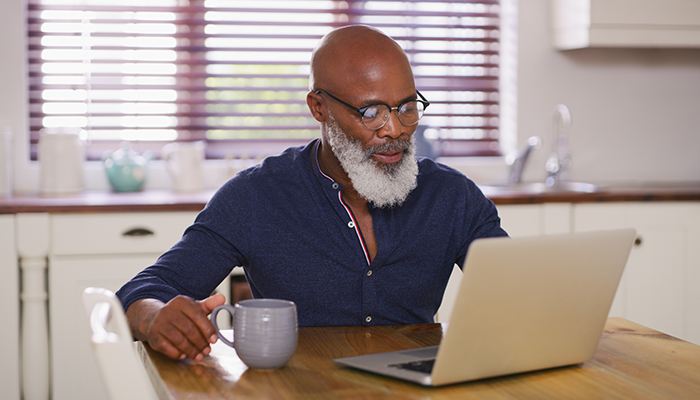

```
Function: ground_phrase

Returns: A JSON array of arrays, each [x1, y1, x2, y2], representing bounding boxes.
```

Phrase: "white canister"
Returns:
[[162, 141, 206, 192], [38, 130, 85, 196], [0, 126, 12, 197]]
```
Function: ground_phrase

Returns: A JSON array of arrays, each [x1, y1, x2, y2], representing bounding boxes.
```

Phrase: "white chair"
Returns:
[[82, 287, 162, 400]]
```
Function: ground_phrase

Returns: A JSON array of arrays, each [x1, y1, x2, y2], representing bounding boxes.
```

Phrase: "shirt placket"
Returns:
[[332, 185, 377, 325], [312, 142, 376, 325], [319, 176, 372, 267]]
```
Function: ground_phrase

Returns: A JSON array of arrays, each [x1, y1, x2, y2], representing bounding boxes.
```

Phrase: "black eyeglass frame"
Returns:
[[314, 89, 430, 130]]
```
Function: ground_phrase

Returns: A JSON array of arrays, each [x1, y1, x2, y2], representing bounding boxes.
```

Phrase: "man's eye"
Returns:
[[401, 101, 418, 115], [362, 106, 381, 119]]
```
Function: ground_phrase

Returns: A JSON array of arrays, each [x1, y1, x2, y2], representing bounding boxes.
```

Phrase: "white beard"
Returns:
[[326, 114, 419, 208]]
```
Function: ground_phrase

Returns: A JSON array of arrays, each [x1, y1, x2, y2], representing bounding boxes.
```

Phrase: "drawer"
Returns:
[[51, 212, 197, 255]]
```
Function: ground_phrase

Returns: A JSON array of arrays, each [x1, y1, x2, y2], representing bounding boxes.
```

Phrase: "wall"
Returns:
[[1, 0, 699, 193], [0, 0, 34, 193], [516, 0, 700, 185]]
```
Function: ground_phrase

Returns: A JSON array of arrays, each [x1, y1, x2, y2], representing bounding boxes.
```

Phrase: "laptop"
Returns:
[[334, 229, 637, 386]]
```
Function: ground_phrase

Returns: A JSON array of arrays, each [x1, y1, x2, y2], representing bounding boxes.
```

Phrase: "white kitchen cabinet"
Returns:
[[48, 212, 203, 400], [497, 203, 572, 237], [0, 215, 20, 400], [573, 202, 700, 345], [495, 204, 542, 237], [551, 0, 700, 50]]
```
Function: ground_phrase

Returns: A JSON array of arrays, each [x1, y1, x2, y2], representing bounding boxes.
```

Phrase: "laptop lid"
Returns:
[[335, 229, 637, 386]]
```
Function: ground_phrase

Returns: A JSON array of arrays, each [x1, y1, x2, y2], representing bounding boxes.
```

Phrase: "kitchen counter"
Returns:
[[480, 182, 700, 205], [0, 189, 216, 214], [1, 183, 699, 213]]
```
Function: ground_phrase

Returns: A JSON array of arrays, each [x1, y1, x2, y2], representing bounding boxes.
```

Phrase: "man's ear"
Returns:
[[307, 91, 327, 123]]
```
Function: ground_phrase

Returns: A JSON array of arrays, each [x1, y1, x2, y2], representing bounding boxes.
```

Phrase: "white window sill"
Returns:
[[13, 156, 508, 195]]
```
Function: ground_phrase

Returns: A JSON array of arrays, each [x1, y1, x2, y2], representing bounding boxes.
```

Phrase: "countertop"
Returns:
[[1, 183, 699, 214], [478, 182, 700, 205]]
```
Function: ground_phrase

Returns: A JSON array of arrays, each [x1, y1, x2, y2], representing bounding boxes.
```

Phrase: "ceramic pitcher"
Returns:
[[162, 141, 205, 192]]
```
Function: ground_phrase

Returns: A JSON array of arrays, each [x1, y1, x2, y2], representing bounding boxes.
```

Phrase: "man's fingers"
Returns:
[[172, 308, 212, 358], [148, 328, 189, 360]]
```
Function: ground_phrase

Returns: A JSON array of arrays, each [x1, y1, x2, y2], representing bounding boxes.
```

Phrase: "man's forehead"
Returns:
[[324, 46, 415, 104], [331, 57, 417, 106], [311, 25, 414, 92]]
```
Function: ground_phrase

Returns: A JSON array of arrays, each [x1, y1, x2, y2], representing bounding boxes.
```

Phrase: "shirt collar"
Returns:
[[312, 138, 339, 185]]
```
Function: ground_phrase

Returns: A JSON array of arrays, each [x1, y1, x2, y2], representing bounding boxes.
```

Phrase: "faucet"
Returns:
[[545, 104, 572, 187], [507, 136, 541, 185]]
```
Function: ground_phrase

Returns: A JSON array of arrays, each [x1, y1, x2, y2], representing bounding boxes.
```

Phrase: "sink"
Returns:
[[479, 182, 599, 195]]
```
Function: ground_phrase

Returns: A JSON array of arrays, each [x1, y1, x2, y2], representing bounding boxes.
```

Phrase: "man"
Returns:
[[116, 25, 507, 363]]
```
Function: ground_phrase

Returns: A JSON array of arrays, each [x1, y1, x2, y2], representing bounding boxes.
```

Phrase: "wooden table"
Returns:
[[139, 318, 700, 399]]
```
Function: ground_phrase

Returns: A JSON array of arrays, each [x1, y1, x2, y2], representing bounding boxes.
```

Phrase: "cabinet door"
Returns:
[[49, 254, 161, 400], [574, 202, 700, 345], [625, 203, 700, 345], [0, 215, 20, 400], [496, 204, 542, 237], [497, 203, 572, 237]]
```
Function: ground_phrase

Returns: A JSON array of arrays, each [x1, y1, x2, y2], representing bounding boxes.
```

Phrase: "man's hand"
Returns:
[[126, 293, 226, 361]]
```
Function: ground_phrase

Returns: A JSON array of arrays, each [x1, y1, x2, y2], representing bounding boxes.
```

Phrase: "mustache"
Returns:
[[363, 139, 412, 158]]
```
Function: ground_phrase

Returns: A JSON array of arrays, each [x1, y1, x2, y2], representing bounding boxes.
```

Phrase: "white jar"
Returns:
[[162, 141, 206, 192], [38, 130, 85, 196]]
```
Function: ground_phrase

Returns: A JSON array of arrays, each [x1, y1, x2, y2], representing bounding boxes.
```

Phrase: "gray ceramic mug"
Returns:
[[210, 299, 298, 369]]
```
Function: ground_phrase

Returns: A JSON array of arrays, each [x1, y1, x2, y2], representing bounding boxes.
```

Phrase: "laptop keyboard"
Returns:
[[389, 359, 435, 374]]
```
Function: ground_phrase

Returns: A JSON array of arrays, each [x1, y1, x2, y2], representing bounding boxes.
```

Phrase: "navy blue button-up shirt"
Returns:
[[117, 139, 508, 327]]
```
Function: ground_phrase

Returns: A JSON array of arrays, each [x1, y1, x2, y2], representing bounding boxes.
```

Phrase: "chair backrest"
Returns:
[[82, 287, 161, 400]]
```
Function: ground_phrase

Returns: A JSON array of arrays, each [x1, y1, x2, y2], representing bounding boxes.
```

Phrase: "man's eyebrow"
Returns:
[[358, 92, 419, 108], [399, 92, 419, 104]]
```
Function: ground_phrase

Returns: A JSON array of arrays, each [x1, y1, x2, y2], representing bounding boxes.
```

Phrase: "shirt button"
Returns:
[[332, 183, 339, 190], [347, 221, 355, 228], [365, 316, 372, 323], [367, 270, 372, 277]]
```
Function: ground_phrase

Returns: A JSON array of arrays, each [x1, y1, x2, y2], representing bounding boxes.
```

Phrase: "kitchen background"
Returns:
[[1, 0, 700, 193], [516, 0, 700, 185], [2, 2, 700, 400]]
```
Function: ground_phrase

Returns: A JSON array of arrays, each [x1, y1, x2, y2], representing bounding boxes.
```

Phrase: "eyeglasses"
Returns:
[[314, 89, 430, 130]]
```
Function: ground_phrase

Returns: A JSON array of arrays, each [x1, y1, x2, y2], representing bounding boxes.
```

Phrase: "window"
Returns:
[[28, 0, 500, 160]]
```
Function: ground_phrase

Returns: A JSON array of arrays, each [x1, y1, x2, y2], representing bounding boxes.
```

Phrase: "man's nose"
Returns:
[[377, 109, 407, 139]]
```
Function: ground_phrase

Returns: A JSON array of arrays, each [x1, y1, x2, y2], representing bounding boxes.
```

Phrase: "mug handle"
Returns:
[[210, 305, 236, 347]]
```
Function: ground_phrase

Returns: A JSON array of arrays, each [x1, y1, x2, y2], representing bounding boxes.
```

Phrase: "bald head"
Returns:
[[309, 25, 415, 97]]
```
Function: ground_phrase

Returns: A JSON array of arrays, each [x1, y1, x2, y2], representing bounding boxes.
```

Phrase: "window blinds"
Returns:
[[27, 0, 500, 159]]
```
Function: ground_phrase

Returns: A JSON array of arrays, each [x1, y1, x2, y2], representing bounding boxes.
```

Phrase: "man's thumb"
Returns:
[[200, 292, 226, 314]]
